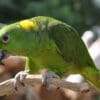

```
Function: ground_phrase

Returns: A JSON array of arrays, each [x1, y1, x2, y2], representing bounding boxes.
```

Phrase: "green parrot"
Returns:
[[0, 16, 99, 90]]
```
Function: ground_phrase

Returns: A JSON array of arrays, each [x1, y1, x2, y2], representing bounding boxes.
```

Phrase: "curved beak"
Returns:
[[0, 49, 10, 65]]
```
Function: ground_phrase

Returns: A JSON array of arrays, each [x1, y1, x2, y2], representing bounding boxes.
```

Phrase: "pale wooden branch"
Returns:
[[0, 74, 95, 96]]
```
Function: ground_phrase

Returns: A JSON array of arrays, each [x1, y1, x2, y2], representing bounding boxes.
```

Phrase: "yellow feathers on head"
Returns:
[[19, 20, 37, 31]]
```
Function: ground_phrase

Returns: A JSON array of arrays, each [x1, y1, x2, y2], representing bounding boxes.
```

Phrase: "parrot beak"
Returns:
[[0, 49, 10, 65]]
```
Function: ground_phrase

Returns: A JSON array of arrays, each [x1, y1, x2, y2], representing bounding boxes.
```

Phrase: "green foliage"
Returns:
[[0, 0, 99, 34]]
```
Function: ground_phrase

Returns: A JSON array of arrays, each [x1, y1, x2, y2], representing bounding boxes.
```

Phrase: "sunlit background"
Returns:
[[0, 0, 100, 100]]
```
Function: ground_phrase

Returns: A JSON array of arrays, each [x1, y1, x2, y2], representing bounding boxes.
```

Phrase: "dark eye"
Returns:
[[2, 35, 10, 43]]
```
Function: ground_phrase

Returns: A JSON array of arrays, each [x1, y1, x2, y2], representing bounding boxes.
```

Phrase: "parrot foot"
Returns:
[[14, 70, 28, 91], [40, 69, 60, 90]]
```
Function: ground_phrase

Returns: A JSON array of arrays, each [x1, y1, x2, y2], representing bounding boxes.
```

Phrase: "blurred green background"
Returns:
[[0, 0, 100, 35]]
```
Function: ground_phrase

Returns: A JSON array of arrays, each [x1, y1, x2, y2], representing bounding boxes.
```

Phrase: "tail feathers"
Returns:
[[83, 67, 100, 89]]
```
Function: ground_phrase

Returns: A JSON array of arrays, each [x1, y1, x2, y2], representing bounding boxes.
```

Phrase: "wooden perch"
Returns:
[[0, 74, 95, 96]]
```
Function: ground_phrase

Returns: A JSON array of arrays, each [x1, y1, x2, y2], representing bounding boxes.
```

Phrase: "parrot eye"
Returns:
[[2, 35, 10, 43]]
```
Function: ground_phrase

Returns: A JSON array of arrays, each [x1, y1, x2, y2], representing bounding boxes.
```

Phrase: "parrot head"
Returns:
[[0, 19, 38, 60]]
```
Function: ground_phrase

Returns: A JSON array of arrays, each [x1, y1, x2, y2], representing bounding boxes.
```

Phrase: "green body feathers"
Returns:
[[0, 16, 99, 89]]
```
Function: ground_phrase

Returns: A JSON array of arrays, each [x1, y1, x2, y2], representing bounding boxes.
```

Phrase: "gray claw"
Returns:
[[14, 71, 28, 91], [21, 82, 25, 87], [15, 86, 18, 91], [41, 69, 60, 89]]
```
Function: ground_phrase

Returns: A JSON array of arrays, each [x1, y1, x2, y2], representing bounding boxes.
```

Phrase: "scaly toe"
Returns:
[[14, 71, 28, 91], [41, 69, 60, 90]]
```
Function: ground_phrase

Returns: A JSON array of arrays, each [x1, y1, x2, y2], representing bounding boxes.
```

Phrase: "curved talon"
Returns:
[[15, 86, 18, 91], [41, 69, 60, 90], [14, 71, 28, 91], [21, 81, 25, 87]]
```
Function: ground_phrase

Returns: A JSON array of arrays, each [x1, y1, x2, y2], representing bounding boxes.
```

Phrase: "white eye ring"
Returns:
[[2, 35, 10, 43]]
